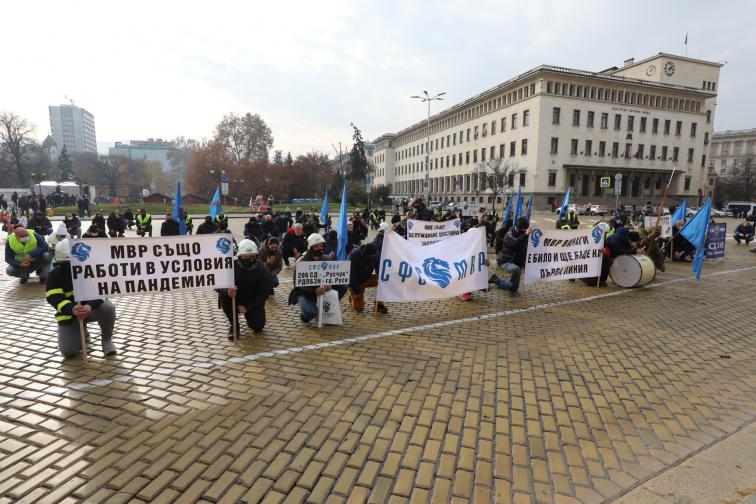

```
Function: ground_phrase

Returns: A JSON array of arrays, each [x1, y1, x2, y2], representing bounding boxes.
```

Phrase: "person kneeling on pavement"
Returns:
[[258, 237, 283, 290], [733, 221, 754, 245], [289, 233, 347, 323], [218, 239, 273, 338], [489, 217, 531, 294], [46, 240, 117, 357], [348, 243, 388, 313], [5, 226, 51, 284]]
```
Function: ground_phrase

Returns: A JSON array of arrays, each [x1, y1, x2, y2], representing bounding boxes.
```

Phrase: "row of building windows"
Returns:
[[552, 107, 703, 135], [393, 140, 529, 177], [550, 137, 697, 163], [710, 140, 755, 156], [545, 80, 703, 114]]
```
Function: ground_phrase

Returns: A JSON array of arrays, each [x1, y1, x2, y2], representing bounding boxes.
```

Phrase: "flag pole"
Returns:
[[77, 302, 88, 364], [655, 167, 676, 228], [232, 297, 238, 344]]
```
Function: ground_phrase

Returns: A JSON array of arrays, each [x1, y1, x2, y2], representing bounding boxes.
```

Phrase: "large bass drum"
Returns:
[[610, 254, 656, 288]]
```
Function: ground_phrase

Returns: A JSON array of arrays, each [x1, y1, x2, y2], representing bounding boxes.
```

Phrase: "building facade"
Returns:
[[709, 128, 755, 178], [108, 139, 176, 170], [372, 53, 723, 208], [48, 104, 97, 154]]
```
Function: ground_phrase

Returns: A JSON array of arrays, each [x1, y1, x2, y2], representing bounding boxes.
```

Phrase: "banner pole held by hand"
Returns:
[[317, 284, 323, 329], [77, 302, 88, 364], [232, 296, 238, 344]]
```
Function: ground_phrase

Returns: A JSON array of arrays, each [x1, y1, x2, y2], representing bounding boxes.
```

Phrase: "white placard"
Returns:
[[407, 218, 461, 246], [69, 235, 235, 301], [523, 227, 605, 285], [644, 215, 672, 238], [377, 227, 488, 302], [295, 260, 351, 287]]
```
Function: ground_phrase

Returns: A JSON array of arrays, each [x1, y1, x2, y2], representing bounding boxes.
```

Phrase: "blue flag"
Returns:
[[209, 186, 222, 221], [336, 181, 348, 261], [525, 194, 534, 220], [679, 198, 712, 280], [172, 182, 186, 235], [513, 186, 523, 221], [502, 191, 513, 223], [670, 200, 687, 226], [320, 188, 329, 228], [559, 187, 571, 217]]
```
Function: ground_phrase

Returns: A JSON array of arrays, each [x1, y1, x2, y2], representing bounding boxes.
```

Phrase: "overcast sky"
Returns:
[[3, 0, 754, 156]]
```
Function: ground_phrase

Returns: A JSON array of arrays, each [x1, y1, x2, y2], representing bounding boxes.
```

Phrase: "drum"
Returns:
[[610, 254, 656, 288]]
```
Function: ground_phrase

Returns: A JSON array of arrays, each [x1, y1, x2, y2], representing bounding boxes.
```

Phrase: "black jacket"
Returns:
[[244, 221, 262, 241], [349, 247, 376, 289], [606, 228, 637, 258], [107, 213, 126, 234], [261, 220, 277, 238], [497, 226, 528, 267], [46, 263, 103, 325], [27, 215, 53, 235], [413, 204, 434, 222], [219, 259, 273, 312], [63, 215, 81, 230], [197, 222, 217, 234], [161, 219, 180, 236], [282, 228, 306, 256]]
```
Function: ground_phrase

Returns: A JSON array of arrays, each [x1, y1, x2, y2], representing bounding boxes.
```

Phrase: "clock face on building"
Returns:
[[664, 60, 676, 76], [645, 64, 657, 77]]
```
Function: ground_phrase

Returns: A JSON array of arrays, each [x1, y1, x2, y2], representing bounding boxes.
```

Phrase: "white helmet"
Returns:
[[307, 233, 326, 249], [54, 239, 70, 262], [237, 239, 258, 256]]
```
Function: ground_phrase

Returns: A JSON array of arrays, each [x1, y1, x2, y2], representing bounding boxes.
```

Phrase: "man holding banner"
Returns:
[[290, 234, 348, 323], [46, 240, 117, 357], [219, 239, 273, 338], [489, 217, 531, 293]]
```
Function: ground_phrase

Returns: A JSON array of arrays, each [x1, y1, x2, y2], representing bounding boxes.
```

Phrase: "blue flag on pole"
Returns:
[[210, 186, 222, 221], [679, 198, 712, 280], [320, 188, 329, 228], [525, 194, 534, 220], [670, 200, 687, 226], [513, 186, 523, 221], [172, 181, 186, 235], [336, 181, 348, 260], [559, 187, 571, 217], [502, 191, 513, 223]]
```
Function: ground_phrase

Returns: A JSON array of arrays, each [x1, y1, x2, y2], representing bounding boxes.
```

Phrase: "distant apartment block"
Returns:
[[48, 104, 97, 154]]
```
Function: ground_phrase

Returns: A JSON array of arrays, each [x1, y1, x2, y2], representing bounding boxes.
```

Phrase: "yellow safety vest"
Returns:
[[7, 233, 38, 262], [137, 214, 151, 226], [45, 287, 75, 322]]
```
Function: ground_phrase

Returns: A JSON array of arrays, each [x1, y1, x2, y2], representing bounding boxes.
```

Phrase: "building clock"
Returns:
[[664, 60, 676, 76], [645, 64, 657, 77]]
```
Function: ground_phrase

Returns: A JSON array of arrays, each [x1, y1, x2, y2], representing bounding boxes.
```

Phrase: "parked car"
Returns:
[[587, 204, 607, 216], [710, 208, 733, 217], [556, 204, 579, 214]]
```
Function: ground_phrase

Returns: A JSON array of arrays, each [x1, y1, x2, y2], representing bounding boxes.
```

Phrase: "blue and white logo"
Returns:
[[320, 261, 329, 271], [530, 228, 543, 248], [216, 237, 232, 254], [407, 221, 414, 230], [422, 257, 452, 288], [71, 242, 92, 262], [592, 226, 604, 244], [453, 220, 461, 229]]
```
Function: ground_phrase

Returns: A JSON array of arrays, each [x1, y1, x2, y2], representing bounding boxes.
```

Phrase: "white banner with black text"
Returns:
[[376, 227, 488, 302], [523, 227, 604, 285], [407, 218, 461, 246]]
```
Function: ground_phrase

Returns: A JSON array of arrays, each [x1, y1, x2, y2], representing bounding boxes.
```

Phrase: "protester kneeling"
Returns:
[[489, 217, 530, 294], [218, 239, 273, 339], [5, 226, 51, 284], [289, 234, 347, 322], [348, 243, 387, 313], [46, 240, 117, 357]]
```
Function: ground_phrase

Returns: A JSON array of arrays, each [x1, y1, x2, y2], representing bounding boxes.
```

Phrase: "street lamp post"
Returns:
[[411, 91, 445, 203], [30, 172, 46, 195], [209, 168, 226, 205]]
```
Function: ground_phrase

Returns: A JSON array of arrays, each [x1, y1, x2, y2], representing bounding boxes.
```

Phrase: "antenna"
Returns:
[[64, 95, 76, 107]]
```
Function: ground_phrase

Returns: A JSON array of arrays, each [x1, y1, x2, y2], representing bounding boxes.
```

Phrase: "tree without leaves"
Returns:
[[74, 153, 144, 198], [214, 112, 274, 165], [477, 157, 516, 215], [715, 156, 755, 205], [0, 111, 35, 186], [167, 137, 202, 185]]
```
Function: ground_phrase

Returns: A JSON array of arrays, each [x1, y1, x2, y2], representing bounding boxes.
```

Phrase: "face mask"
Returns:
[[311, 248, 324, 257], [239, 258, 256, 268], [19, 237, 30, 243]]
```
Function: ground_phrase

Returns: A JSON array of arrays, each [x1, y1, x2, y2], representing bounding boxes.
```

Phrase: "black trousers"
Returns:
[[221, 298, 265, 332]]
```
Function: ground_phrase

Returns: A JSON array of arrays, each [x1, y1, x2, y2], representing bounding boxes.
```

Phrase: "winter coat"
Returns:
[[497, 226, 528, 267], [218, 259, 273, 312], [348, 247, 376, 289], [258, 245, 283, 276], [282, 228, 307, 257]]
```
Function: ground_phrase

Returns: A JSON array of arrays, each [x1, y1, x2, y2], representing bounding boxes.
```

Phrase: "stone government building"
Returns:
[[372, 53, 723, 209]]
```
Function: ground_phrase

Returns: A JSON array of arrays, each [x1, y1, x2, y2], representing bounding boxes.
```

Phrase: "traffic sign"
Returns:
[[221, 174, 229, 183], [600, 176, 611, 188], [221, 182, 229, 195]]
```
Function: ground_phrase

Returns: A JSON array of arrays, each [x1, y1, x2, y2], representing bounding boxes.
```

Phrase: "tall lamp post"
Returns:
[[411, 91, 445, 203], [209, 168, 226, 205], [30, 172, 46, 195]]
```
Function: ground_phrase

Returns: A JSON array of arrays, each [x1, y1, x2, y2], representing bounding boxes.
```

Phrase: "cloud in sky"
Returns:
[[2, 0, 754, 156]]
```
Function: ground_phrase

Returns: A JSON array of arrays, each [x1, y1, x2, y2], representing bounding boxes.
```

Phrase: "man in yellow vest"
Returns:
[[4, 226, 51, 284], [136, 208, 152, 237], [46, 240, 117, 357]]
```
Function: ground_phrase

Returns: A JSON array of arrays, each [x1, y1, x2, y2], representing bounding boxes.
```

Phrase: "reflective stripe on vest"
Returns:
[[46, 287, 75, 322], [7, 233, 38, 262], [137, 214, 151, 225]]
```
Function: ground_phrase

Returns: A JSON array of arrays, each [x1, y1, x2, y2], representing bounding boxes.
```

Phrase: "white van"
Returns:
[[726, 201, 756, 219]]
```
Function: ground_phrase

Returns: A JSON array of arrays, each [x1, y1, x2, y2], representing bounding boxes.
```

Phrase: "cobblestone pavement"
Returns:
[[0, 219, 754, 503]]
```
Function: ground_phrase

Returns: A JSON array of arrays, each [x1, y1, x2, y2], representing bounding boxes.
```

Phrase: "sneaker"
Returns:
[[488, 274, 499, 284], [376, 303, 389, 314], [459, 293, 472, 301], [102, 340, 117, 356]]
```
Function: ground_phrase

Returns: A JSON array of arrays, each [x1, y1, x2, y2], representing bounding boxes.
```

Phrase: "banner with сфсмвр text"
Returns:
[[523, 227, 604, 285], [68, 235, 235, 300]]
